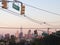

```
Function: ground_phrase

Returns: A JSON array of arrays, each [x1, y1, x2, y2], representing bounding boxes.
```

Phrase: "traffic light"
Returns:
[[21, 3, 25, 15], [2, 0, 7, 9]]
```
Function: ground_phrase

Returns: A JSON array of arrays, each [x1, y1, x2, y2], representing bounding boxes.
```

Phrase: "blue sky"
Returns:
[[20, 0, 60, 25], [20, 0, 60, 13], [0, 0, 60, 28]]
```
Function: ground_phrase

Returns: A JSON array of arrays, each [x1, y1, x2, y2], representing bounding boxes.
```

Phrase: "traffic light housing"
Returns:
[[2, 0, 7, 9], [21, 3, 25, 15]]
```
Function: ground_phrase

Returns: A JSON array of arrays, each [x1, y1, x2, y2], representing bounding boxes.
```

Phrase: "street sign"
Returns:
[[12, 3, 20, 11]]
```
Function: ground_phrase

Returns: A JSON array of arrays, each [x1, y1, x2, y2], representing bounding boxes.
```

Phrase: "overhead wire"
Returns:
[[11, 1, 60, 27], [0, 0, 60, 16], [24, 15, 55, 27], [0, 7, 54, 27], [0, 7, 20, 16], [24, 15, 42, 24], [16, 1, 60, 16], [0, 7, 43, 25], [24, 3, 60, 16], [0, 0, 58, 27], [0, 0, 60, 27]]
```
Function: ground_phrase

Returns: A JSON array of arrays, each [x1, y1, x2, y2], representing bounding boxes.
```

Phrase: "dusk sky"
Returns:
[[0, 0, 60, 34]]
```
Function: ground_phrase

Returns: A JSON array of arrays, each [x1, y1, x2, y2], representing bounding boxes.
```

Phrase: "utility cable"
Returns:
[[0, 7, 20, 16], [0, 0, 60, 16], [0, 7, 44, 25], [24, 15, 54, 27], [24, 15, 43, 25], [24, 3, 60, 16], [17, 1, 60, 16], [0, 7, 54, 27], [0, 6, 57, 28]]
